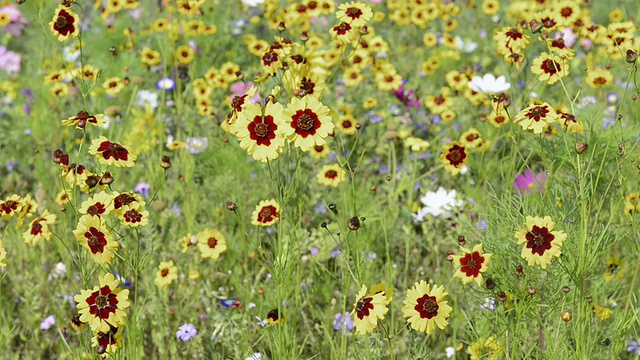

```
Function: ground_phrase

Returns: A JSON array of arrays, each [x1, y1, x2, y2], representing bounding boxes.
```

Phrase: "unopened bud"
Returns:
[[498, 291, 507, 302], [530, 20, 543, 33], [53, 149, 65, 164], [562, 286, 570, 293], [109, 46, 117, 56], [446, 251, 454, 261], [515, 265, 523, 276], [277, 22, 286, 32], [300, 31, 309, 42], [227, 202, 237, 211], [486, 278, 495, 289], [100, 172, 114, 185], [370, 185, 377, 192], [626, 49, 638, 63], [528, 287, 537, 295], [575, 143, 588, 154], [457, 235, 466, 246], [161, 155, 171, 169], [347, 216, 360, 231], [561, 311, 572, 322]]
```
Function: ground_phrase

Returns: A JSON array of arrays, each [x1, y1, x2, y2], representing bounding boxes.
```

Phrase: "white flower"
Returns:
[[48, 262, 67, 280], [241, 0, 264, 6], [445, 346, 455, 359], [63, 46, 80, 63], [468, 74, 511, 94], [455, 36, 478, 53], [413, 187, 462, 220], [135, 89, 159, 109], [245, 353, 262, 360]]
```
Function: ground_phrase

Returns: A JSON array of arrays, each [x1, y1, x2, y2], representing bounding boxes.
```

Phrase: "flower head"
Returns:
[[531, 53, 569, 85], [440, 142, 468, 175], [196, 229, 227, 259], [451, 243, 493, 286], [402, 281, 453, 334], [283, 96, 334, 152], [513, 169, 546, 194], [73, 215, 118, 265], [61, 111, 107, 129], [74, 273, 130, 333], [514, 102, 558, 134], [88, 137, 137, 168], [23, 210, 56, 247], [251, 199, 280, 227], [155, 260, 178, 288], [49, 4, 80, 41], [514, 216, 567, 269], [317, 164, 347, 187], [176, 323, 197, 342], [336, 2, 373, 28], [231, 101, 287, 162], [350, 284, 389, 335]]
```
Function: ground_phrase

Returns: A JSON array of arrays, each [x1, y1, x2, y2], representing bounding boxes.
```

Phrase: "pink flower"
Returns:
[[0, 46, 21, 74], [513, 169, 546, 194], [0, 5, 28, 36], [230, 81, 260, 103]]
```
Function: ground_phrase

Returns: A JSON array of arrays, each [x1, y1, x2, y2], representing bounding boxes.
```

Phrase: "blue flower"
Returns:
[[628, 340, 640, 355], [157, 78, 176, 91], [332, 312, 354, 333], [134, 182, 150, 197], [176, 323, 197, 342]]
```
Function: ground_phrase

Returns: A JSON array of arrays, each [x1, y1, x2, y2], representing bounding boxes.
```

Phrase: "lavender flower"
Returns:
[[176, 323, 197, 342], [185, 137, 208, 154], [332, 312, 354, 333], [157, 78, 176, 91], [134, 182, 150, 197], [40, 315, 56, 330], [628, 340, 640, 356], [0, 46, 21, 74]]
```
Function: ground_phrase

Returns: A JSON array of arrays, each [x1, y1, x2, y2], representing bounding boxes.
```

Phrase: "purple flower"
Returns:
[[220, 298, 237, 308], [157, 78, 176, 91], [172, 202, 182, 217], [513, 169, 546, 194], [176, 323, 197, 342], [480, 298, 496, 311], [0, 46, 21, 74], [185, 137, 208, 154], [134, 182, 150, 197], [40, 315, 56, 330], [332, 312, 354, 333], [391, 82, 421, 111], [628, 340, 640, 355]]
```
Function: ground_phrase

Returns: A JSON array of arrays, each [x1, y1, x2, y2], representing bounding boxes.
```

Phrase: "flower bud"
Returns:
[[457, 235, 466, 246], [626, 49, 637, 63], [161, 155, 172, 169], [227, 202, 237, 211], [575, 143, 588, 154], [100, 172, 114, 185], [529, 20, 543, 33], [561, 311, 572, 322], [347, 216, 360, 231]]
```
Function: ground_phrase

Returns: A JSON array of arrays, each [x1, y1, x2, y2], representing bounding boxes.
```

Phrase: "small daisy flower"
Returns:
[[467, 74, 511, 94], [330, 22, 357, 44], [440, 142, 468, 176], [74, 273, 130, 333], [102, 77, 125, 96], [283, 96, 334, 152], [468, 336, 503, 360], [196, 229, 227, 259], [117, 204, 149, 228], [231, 101, 287, 162], [112, 191, 145, 214], [531, 53, 569, 85], [350, 284, 389, 335], [514, 216, 567, 269], [251, 199, 280, 227], [79, 191, 115, 218], [317, 164, 347, 187], [451, 243, 493, 286], [401, 281, 453, 334], [49, 4, 80, 41], [515, 102, 559, 134], [72, 215, 118, 265], [154, 260, 178, 287], [61, 111, 107, 129], [586, 68, 613, 88], [23, 210, 57, 247], [88, 136, 137, 168], [336, 2, 373, 28]]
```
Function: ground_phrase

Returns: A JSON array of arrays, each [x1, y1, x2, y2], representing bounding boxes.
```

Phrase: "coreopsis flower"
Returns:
[[231, 101, 286, 162], [459, 128, 483, 149], [141, 47, 161, 66], [624, 192, 640, 214], [154, 260, 178, 287], [350, 284, 389, 335], [175, 44, 195, 65], [91, 324, 123, 355], [112, 192, 144, 215], [368, 281, 393, 305], [102, 77, 125, 96], [514, 216, 567, 269], [451, 243, 493, 286], [558, 111, 584, 133], [604, 257, 625, 282], [336, 2, 372, 28], [23, 210, 57, 247], [330, 22, 357, 44], [405, 137, 430, 152], [482, 0, 500, 16], [0, 239, 6, 267], [515, 102, 559, 134], [487, 111, 509, 128], [586, 68, 613, 88], [196, 229, 227, 259], [531, 53, 568, 85], [494, 27, 530, 56], [224, 86, 258, 131], [266, 308, 285, 325], [468, 336, 503, 360], [74, 273, 130, 333], [402, 281, 453, 334], [310, 143, 331, 160], [251, 199, 280, 227], [424, 87, 454, 114], [545, 38, 575, 60], [73, 215, 118, 265], [283, 96, 334, 151], [88, 136, 137, 168], [49, 4, 80, 41], [116, 204, 149, 227], [0, 194, 21, 220], [335, 115, 358, 135], [317, 164, 347, 187], [61, 111, 107, 129], [15, 194, 38, 228], [440, 142, 468, 176], [79, 191, 114, 218]]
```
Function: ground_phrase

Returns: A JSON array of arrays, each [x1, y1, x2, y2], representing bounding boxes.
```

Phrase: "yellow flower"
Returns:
[[317, 164, 347, 187], [61, 111, 107, 129], [514, 216, 567, 269], [451, 243, 492, 286], [154, 261, 178, 287], [604, 257, 625, 282], [593, 305, 612, 321], [405, 137, 430, 152], [251, 199, 281, 227], [336, 2, 373, 28], [363, 97, 378, 109], [351, 284, 389, 335], [440, 142, 468, 176], [1, 194, 23, 220], [141, 47, 161, 66], [283, 96, 334, 151], [231, 101, 287, 162], [49, 4, 80, 41], [0, 12, 10, 27], [482, 0, 500, 16], [402, 281, 453, 334], [175, 45, 195, 65], [424, 87, 453, 114], [0, 239, 6, 268], [468, 336, 503, 360], [514, 102, 559, 134], [459, 128, 483, 149], [585, 68, 613, 88], [116, 204, 149, 228], [102, 77, 125, 96], [79, 192, 114, 218], [88, 136, 137, 168], [23, 210, 57, 247], [196, 229, 227, 259], [73, 216, 119, 265], [74, 273, 130, 333], [531, 53, 569, 85], [91, 324, 123, 355]]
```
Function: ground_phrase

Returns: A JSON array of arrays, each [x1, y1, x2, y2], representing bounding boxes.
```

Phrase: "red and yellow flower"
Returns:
[[116, 204, 149, 228], [531, 53, 569, 85], [515, 102, 559, 134], [79, 191, 114, 218], [336, 2, 373, 28], [196, 229, 227, 259], [61, 111, 107, 129], [514, 216, 567, 269], [231, 101, 287, 162], [316, 164, 347, 187], [88, 136, 137, 168], [451, 243, 493, 286], [50, 4, 80, 41], [23, 210, 57, 247], [251, 199, 281, 227], [402, 281, 453, 334], [440, 142, 468, 175], [73, 216, 119, 265], [154, 260, 178, 287], [74, 273, 130, 333], [351, 284, 389, 335], [283, 96, 334, 151]]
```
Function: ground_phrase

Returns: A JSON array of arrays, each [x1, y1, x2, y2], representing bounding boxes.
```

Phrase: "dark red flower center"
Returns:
[[1, 200, 18, 215], [54, 10, 75, 36], [207, 237, 218, 248], [325, 170, 338, 179], [525, 105, 550, 121], [415, 294, 439, 319], [459, 251, 485, 277], [123, 209, 143, 223], [97, 141, 130, 162], [446, 145, 467, 166], [292, 109, 320, 137], [333, 22, 352, 36], [248, 115, 277, 145], [87, 203, 106, 216], [161, 268, 169, 277], [262, 51, 279, 66], [540, 59, 560, 75], [355, 296, 374, 320], [525, 225, 555, 255], [86, 227, 108, 254], [87, 286, 119, 320], [345, 7, 364, 20], [114, 193, 135, 209], [258, 205, 278, 223], [30, 219, 44, 235]]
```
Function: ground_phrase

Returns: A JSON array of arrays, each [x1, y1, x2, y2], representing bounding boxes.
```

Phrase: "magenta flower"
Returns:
[[0, 46, 21, 74], [391, 82, 421, 111], [513, 169, 546, 194]]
